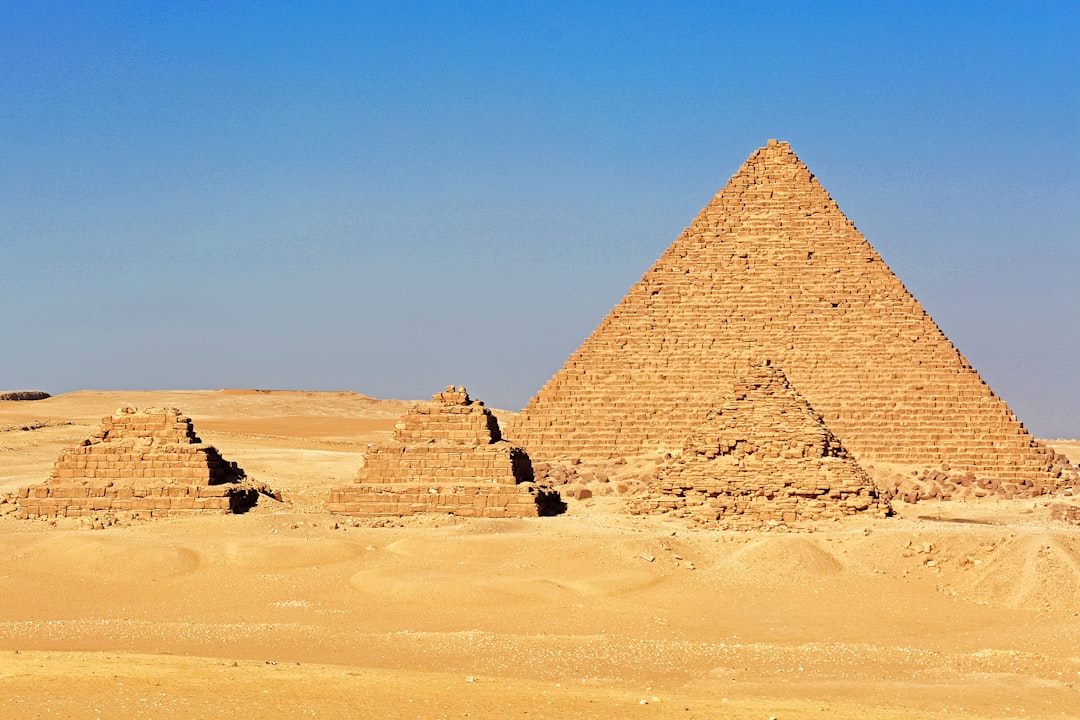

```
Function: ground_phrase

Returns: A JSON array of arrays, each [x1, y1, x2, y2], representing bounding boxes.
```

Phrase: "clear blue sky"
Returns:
[[2, 2, 1078, 437]]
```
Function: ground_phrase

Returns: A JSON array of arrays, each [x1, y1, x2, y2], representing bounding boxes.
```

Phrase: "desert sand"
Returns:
[[1, 390, 1078, 719]]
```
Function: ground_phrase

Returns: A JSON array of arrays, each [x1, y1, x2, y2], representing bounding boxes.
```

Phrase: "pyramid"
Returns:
[[508, 140, 1075, 493], [17, 407, 258, 519], [631, 363, 888, 526], [327, 386, 559, 518]]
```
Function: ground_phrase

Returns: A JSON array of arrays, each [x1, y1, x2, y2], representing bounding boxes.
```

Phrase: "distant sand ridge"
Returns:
[[16, 406, 259, 520], [508, 140, 1077, 509]]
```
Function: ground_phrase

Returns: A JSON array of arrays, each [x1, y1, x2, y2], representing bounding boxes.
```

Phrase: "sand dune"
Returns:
[[1, 390, 1079, 718]]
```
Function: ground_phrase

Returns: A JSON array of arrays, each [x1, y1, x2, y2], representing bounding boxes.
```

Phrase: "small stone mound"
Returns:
[[327, 386, 561, 518], [0, 391, 50, 401], [630, 364, 890, 528], [17, 407, 262, 520]]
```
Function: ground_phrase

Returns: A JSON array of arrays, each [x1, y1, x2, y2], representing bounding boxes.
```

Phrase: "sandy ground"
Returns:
[[1, 391, 1078, 719]]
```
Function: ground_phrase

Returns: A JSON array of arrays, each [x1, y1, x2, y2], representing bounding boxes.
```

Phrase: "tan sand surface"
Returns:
[[1049, 441, 1080, 465], [1, 391, 1078, 718]]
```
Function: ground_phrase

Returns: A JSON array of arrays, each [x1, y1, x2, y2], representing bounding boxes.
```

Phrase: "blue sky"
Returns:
[[2, 2, 1078, 437]]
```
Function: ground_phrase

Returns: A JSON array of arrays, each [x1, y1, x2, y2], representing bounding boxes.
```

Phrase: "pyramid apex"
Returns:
[[741, 140, 800, 172], [761, 138, 795, 155]]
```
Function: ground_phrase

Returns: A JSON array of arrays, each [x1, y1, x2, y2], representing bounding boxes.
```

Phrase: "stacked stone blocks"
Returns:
[[17, 407, 251, 518], [327, 387, 553, 518]]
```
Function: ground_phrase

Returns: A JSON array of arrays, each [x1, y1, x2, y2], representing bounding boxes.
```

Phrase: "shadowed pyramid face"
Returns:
[[508, 141, 1073, 491]]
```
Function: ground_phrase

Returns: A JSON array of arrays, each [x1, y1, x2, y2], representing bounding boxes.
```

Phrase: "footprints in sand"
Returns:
[[218, 538, 364, 570], [11, 536, 201, 579], [723, 537, 844, 578], [958, 535, 1080, 612], [347, 568, 663, 606], [2, 535, 372, 586], [353, 534, 666, 607]]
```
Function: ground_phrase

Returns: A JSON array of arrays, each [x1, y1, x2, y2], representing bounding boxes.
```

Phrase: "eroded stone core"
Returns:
[[630, 364, 889, 526]]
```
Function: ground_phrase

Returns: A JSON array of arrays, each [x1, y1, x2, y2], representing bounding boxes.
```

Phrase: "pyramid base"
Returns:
[[630, 491, 891, 529], [327, 482, 561, 518], [16, 480, 260, 518]]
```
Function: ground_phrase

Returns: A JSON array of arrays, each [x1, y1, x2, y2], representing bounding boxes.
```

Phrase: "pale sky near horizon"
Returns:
[[2, 2, 1078, 437]]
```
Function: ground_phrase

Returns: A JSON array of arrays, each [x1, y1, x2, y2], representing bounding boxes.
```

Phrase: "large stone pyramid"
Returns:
[[508, 140, 1075, 492], [631, 363, 888, 526]]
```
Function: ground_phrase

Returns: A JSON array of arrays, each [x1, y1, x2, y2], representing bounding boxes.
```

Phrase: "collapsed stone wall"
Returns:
[[17, 407, 256, 519], [508, 140, 1076, 495], [630, 364, 889, 527], [886, 467, 1068, 503], [327, 387, 558, 518]]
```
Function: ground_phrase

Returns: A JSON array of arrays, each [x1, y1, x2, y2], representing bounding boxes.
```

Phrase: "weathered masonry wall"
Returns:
[[326, 483, 549, 518], [18, 482, 244, 517], [508, 140, 1076, 492]]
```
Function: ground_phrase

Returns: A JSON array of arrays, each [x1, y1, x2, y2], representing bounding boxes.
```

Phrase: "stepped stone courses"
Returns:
[[508, 140, 1076, 497], [327, 387, 557, 518], [630, 363, 889, 526], [17, 407, 255, 519]]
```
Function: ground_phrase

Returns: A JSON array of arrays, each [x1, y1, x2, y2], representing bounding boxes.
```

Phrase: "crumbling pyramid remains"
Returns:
[[17, 407, 256, 519], [508, 140, 1076, 497], [630, 363, 889, 526], [327, 387, 558, 518]]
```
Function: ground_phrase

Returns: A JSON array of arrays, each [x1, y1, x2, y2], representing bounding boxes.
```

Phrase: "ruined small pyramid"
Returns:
[[632, 363, 888, 526], [17, 407, 257, 519], [508, 140, 1075, 494], [327, 386, 558, 518]]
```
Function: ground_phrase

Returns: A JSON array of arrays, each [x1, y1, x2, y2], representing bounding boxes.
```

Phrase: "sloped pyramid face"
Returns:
[[508, 140, 1074, 491], [632, 364, 888, 526]]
